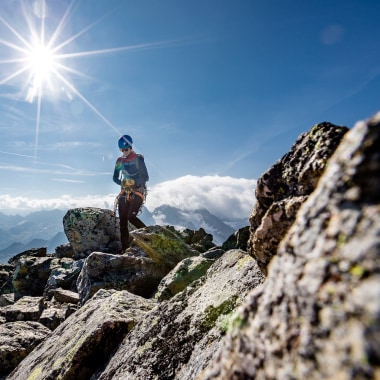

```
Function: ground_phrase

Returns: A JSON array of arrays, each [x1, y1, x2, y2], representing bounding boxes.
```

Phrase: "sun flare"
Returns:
[[0, 1, 175, 159]]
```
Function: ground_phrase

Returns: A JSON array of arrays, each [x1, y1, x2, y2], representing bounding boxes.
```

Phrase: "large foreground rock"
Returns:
[[248, 122, 348, 274], [200, 114, 380, 378], [8, 289, 156, 380]]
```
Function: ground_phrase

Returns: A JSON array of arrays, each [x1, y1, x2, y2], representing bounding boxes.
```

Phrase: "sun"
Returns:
[[25, 42, 58, 103], [27, 43, 56, 83]]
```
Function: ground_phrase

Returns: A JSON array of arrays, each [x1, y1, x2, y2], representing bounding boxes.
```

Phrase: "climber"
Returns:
[[113, 134, 149, 251]]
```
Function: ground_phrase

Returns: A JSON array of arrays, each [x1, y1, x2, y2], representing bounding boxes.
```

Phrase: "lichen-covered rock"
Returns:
[[131, 225, 200, 270], [98, 250, 264, 380], [0, 296, 44, 323], [76, 226, 203, 304], [154, 256, 215, 301], [248, 122, 348, 273], [63, 207, 120, 258], [200, 113, 380, 379], [168, 227, 216, 253], [8, 289, 156, 380], [12, 256, 75, 299], [44, 258, 83, 297], [52, 288, 79, 305], [0, 321, 51, 378]]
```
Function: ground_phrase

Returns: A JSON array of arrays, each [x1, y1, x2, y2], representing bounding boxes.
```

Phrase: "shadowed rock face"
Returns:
[[200, 113, 380, 379], [248, 121, 349, 274]]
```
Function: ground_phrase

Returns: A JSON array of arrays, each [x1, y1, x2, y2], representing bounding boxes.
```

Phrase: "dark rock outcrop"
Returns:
[[222, 226, 250, 251], [168, 226, 216, 253]]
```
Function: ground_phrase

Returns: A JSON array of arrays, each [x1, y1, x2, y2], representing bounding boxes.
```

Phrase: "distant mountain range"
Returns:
[[0, 209, 69, 264], [0, 206, 248, 264]]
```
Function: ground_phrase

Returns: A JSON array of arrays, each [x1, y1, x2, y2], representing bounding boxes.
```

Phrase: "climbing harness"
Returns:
[[113, 184, 147, 219]]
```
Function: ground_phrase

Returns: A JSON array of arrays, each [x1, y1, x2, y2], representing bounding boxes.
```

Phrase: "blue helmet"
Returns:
[[118, 135, 133, 150]]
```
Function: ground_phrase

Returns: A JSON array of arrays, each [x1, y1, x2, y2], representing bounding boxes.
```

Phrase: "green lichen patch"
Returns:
[[202, 296, 238, 330]]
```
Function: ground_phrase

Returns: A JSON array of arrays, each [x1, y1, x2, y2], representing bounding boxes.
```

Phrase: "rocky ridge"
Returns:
[[0, 113, 379, 379]]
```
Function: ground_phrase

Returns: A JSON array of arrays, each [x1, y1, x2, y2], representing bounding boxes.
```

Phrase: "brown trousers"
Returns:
[[118, 192, 146, 250]]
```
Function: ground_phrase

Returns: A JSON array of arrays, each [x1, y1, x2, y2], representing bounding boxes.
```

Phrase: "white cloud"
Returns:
[[0, 175, 257, 219], [0, 194, 116, 215], [145, 175, 256, 220], [51, 179, 86, 183]]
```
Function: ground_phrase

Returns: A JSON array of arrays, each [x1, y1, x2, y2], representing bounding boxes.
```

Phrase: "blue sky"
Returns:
[[0, 0, 379, 216]]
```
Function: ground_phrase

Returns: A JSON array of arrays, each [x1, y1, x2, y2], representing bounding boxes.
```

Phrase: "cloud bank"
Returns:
[[145, 175, 256, 220], [0, 175, 257, 220]]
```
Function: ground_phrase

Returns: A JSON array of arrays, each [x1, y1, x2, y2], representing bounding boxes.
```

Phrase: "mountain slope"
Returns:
[[0, 233, 68, 264], [152, 205, 242, 245]]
